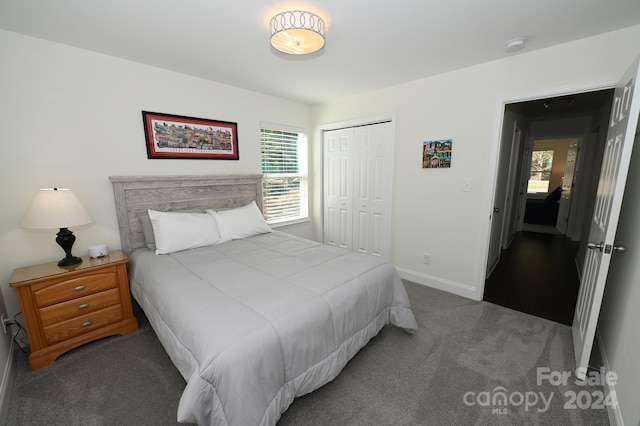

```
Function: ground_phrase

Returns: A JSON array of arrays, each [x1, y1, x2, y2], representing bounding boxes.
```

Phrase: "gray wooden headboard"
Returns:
[[109, 174, 263, 255]]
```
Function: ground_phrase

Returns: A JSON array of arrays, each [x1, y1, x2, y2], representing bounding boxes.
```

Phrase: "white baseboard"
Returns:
[[0, 345, 15, 425], [594, 328, 624, 426], [396, 267, 477, 300]]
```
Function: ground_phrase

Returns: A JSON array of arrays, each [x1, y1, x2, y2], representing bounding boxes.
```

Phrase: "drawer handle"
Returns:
[[81, 321, 92, 328], [74, 285, 86, 292], [78, 303, 89, 310]]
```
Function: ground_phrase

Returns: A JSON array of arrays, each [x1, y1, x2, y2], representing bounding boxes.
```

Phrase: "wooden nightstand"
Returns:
[[9, 250, 138, 370]]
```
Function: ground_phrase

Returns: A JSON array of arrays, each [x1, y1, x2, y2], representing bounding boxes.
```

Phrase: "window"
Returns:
[[528, 150, 554, 193], [260, 123, 308, 225]]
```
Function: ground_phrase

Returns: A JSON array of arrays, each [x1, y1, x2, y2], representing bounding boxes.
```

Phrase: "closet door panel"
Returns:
[[353, 123, 393, 259], [324, 129, 353, 249]]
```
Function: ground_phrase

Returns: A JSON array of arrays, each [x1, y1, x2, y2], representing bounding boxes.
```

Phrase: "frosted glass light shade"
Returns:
[[20, 188, 94, 229], [270, 10, 326, 55]]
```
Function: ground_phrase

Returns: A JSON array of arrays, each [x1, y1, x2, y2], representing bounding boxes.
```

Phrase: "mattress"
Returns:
[[128, 231, 417, 425]]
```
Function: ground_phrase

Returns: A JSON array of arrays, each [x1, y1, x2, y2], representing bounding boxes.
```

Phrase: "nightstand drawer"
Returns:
[[43, 304, 124, 345], [39, 288, 121, 327], [10, 250, 138, 370], [34, 268, 118, 307]]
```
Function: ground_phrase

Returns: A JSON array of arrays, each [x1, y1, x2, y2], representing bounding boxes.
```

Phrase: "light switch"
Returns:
[[463, 179, 472, 192]]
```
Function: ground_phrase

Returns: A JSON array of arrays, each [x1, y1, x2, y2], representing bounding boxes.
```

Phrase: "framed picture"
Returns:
[[422, 139, 452, 168], [142, 111, 239, 160]]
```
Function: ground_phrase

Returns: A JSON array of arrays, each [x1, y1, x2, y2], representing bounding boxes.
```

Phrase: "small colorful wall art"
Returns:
[[422, 139, 452, 168]]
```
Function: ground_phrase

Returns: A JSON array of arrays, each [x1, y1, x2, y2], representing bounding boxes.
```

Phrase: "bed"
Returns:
[[110, 174, 417, 425]]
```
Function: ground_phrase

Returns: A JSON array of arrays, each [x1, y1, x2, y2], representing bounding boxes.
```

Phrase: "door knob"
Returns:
[[588, 242, 627, 254], [587, 241, 604, 251], [493, 207, 500, 213]]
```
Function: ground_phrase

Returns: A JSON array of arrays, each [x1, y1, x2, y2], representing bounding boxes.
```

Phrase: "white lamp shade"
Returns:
[[20, 188, 94, 229]]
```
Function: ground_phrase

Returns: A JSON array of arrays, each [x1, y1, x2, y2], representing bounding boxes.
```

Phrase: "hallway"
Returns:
[[483, 231, 581, 326]]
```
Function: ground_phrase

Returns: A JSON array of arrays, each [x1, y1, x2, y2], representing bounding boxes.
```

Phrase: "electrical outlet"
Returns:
[[0, 315, 14, 334], [423, 253, 431, 265]]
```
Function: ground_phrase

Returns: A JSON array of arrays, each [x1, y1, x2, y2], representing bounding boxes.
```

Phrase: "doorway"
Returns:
[[483, 88, 614, 324], [484, 231, 580, 325]]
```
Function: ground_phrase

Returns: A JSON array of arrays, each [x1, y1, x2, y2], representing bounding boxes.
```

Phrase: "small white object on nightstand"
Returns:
[[88, 244, 109, 258]]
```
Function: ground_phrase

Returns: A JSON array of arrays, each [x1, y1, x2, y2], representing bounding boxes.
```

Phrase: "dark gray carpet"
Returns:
[[6, 313, 188, 425], [6, 282, 610, 425]]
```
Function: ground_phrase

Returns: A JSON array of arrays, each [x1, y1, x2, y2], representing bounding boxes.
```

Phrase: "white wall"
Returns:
[[0, 29, 313, 319], [311, 25, 640, 301]]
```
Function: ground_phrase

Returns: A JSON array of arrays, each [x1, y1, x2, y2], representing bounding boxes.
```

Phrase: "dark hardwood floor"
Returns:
[[483, 230, 580, 326]]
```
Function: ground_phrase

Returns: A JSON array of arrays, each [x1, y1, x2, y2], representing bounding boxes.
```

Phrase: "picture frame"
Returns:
[[142, 111, 239, 160], [422, 139, 452, 168]]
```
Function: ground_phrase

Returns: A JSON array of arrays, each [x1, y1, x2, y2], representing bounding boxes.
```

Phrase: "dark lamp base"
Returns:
[[58, 256, 83, 267], [56, 227, 83, 267]]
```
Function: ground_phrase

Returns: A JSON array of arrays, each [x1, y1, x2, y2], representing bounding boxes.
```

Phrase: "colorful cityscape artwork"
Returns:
[[422, 139, 452, 168], [142, 111, 239, 160]]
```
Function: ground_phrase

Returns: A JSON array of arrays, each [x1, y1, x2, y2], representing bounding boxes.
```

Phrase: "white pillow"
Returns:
[[148, 209, 221, 255], [139, 208, 203, 250], [207, 201, 271, 241]]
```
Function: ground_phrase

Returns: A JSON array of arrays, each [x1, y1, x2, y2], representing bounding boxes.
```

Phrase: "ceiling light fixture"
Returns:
[[505, 38, 526, 53], [270, 10, 326, 55]]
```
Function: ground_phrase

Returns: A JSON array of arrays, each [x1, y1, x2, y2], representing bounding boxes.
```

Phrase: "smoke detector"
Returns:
[[505, 38, 526, 53]]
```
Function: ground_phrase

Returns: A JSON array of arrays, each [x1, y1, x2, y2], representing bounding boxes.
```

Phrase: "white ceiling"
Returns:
[[1, 0, 639, 106]]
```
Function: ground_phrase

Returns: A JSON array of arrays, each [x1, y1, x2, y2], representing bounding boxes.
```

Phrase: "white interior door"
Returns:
[[503, 125, 523, 245], [486, 119, 517, 276], [515, 136, 533, 232], [572, 56, 640, 378], [323, 129, 353, 249], [352, 123, 394, 259], [556, 141, 579, 234]]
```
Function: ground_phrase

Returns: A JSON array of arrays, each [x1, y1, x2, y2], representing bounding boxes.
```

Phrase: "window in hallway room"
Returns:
[[528, 150, 554, 193]]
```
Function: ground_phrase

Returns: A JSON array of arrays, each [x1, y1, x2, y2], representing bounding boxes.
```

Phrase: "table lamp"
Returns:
[[20, 188, 95, 266]]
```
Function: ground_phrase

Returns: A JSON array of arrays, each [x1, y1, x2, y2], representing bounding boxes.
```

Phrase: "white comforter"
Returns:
[[129, 231, 417, 425]]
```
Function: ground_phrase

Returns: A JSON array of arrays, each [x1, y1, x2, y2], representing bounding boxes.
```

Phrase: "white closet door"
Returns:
[[352, 123, 393, 259], [323, 122, 394, 261], [323, 128, 353, 250]]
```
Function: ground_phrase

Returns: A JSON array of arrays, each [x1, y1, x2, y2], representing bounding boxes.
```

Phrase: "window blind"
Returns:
[[260, 125, 308, 225]]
